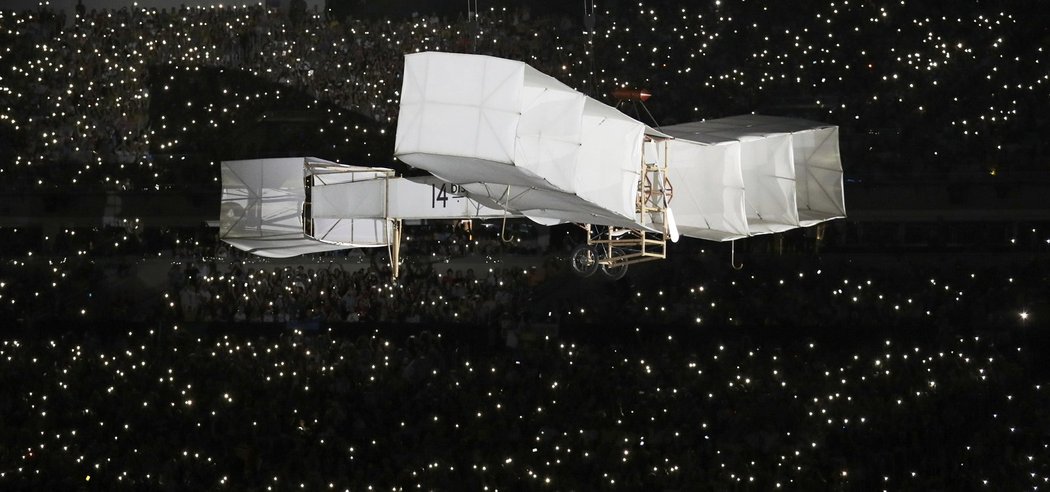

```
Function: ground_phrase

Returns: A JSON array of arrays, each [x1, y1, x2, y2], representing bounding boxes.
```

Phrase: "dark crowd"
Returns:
[[0, 0, 1047, 191], [2, 300, 1049, 490], [2, 0, 1050, 490], [2, 217, 1050, 489]]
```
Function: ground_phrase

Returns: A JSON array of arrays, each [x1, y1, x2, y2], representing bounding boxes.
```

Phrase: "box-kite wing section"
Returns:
[[392, 52, 846, 273], [220, 157, 393, 258], [395, 51, 651, 231], [659, 115, 846, 234]]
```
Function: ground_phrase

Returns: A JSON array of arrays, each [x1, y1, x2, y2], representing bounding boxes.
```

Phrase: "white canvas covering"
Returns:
[[394, 53, 844, 242], [739, 133, 798, 234], [456, 182, 645, 230], [317, 175, 512, 220], [387, 177, 514, 220], [660, 115, 845, 232], [221, 157, 527, 258], [395, 51, 647, 228], [660, 139, 749, 241], [309, 179, 392, 246], [220, 157, 393, 257], [311, 180, 387, 219]]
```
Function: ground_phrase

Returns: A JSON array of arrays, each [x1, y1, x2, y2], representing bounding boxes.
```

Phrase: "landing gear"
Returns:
[[570, 244, 629, 280], [599, 249, 628, 280], [570, 244, 599, 277]]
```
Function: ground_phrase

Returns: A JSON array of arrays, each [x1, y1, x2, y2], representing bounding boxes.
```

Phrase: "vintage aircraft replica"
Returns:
[[219, 52, 845, 279]]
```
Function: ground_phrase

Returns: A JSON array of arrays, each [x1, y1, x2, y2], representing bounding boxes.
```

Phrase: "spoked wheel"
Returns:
[[598, 247, 628, 281], [600, 261, 628, 280], [569, 244, 599, 277]]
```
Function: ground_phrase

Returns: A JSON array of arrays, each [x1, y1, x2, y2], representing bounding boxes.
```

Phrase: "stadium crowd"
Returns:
[[0, 220, 552, 324], [3, 214, 1047, 488], [1, 0, 1049, 489], [2, 302, 1049, 489], [1, 0, 1047, 191], [2, 218, 1049, 332]]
